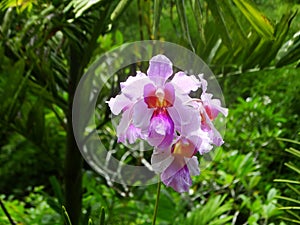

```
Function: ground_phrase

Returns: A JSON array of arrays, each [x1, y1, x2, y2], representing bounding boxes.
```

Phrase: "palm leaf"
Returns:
[[274, 138, 300, 223]]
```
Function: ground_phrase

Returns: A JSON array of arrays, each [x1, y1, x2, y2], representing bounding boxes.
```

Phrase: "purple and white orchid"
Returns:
[[107, 54, 228, 192]]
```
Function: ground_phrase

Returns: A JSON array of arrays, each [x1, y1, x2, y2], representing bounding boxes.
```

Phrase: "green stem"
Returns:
[[152, 176, 162, 225]]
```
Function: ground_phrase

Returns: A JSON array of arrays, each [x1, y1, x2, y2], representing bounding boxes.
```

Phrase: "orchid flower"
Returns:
[[107, 54, 227, 192]]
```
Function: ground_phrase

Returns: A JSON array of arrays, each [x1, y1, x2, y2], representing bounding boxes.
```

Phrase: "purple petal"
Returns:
[[147, 109, 174, 149], [147, 55, 173, 86], [171, 72, 201, 94], [161, 159, 192, 193]]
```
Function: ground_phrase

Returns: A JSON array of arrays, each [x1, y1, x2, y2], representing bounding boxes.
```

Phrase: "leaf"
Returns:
[[260, 11, 297, 67], [62, 206, 73, 225], [274, 179, 300, 185], [233, 0, 274, 39], [267, 188, 277, 202], [176, 0, 195, 51], [26, 98, 45, 145], [276, 196, 300, 205], [152, 0, 164, 39], [188, 0, 205, 43], [207, 0, 232, 48], [0, 0, 36, 12], [285, 162, 300, 175], [3, 60, 29, 122], [286, 147, 300, 158], [185, 195, 233, 225], [277, 32, 300, 67], [110, 0, 131, 22], [49, 176, 64, 205], [99, 207, 105, 225]]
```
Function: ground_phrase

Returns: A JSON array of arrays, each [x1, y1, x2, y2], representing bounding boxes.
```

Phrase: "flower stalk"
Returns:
[[152, 177, 162, 225]]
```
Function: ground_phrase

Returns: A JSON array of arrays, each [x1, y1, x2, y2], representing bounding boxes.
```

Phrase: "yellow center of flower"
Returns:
[[172, 138, 195, 158]]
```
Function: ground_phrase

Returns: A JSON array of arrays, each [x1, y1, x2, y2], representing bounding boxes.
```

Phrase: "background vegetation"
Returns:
[[0, 0, 299, 224]]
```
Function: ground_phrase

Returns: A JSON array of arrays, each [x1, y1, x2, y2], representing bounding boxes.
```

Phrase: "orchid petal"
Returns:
[[151, 149, 173, 173], [148, 109, 174, 149], [172, 72, 201, 94], [144, 83, 157, 108], [202, 93, 228, 118], [168, 97, 201, 135], [147, 54, 173, 86], [132, 100, 154, 132], [107, 94, 131, 115], [199, 74, 207, 93], [186, 156, 200, 176], [162, 161, 192, 193], [164, 82, 175, 106], [121, 73, 152, 100]]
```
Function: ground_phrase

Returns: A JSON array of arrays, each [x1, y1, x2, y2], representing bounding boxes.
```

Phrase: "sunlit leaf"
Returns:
[[232, 0, 274, 39]]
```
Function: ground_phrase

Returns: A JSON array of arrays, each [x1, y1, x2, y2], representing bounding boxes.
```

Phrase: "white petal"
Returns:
[[172, 72, 201, 94], [132, 100, 154, 132], [151, 149, 173, 173], [121, 73, 152, 100], [186, 156, 200, 176], [107, 94, 131, 115]]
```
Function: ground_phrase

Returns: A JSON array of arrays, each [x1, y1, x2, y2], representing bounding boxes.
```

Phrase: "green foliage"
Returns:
[[183, 195, 233, 225], [0, 0, 300, 225], [0, 187, 60, 225], [275, 137, 300, 224]]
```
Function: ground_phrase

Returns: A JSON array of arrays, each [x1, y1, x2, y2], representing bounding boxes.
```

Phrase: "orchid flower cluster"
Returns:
[[107, 55, 228, 192]]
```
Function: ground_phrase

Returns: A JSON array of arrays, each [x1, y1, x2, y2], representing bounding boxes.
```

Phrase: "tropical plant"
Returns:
[[0, 0, 299, 224], [275, 137, 300, 224]]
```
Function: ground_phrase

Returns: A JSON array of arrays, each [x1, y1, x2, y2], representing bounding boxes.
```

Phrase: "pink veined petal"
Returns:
[[132, 100, 154, 132], [161, 155, 186, 181], [202, 93, 228, 118], [186, 156, 200, 176], [147, 54, 173, 86], [107, 94, 131, 115], [168, 97, 201, 135], [126, 124, 142, 144], [201, 108, 224, 147], [171, 71, 201, 94], [121, 73, 152, 100], [163, 82, 175, 106], [147, 109, 174, 149], [151, 149, 173, 173], [161, 160, 192, 193]]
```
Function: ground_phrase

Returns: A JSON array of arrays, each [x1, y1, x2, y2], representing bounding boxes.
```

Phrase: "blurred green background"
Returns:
[[0, 0, 300, 224]]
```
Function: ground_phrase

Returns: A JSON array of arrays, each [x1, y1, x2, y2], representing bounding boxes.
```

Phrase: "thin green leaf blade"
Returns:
[[207, 0, 232, 48], [233, 0, 274, 39]]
